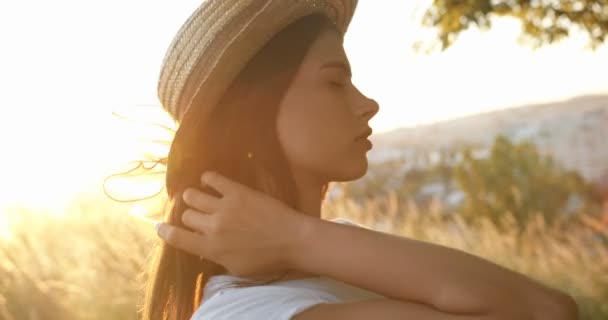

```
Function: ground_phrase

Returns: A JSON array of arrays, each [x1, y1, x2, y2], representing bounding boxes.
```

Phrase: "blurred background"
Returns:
[[0, 0, 606, 319]]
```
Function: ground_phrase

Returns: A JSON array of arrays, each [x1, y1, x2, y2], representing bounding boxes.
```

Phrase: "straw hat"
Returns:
[[157, 0, 358, 125]]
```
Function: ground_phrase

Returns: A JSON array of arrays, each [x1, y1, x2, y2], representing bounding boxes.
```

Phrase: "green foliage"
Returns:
[[421, 0, 608, 50], [454, 135, 598, 227]]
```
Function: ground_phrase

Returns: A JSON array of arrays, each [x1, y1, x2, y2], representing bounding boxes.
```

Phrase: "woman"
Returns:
[[143, 1, 578, 319]]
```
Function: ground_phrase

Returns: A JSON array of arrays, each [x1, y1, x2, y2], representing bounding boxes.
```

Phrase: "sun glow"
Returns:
[[0, 0, 606, 211]]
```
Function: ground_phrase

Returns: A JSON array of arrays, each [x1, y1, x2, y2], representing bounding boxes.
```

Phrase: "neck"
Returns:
[[275, 168, 325, 280], [291, 169, 325, 219], [221, 169, 326, 280]]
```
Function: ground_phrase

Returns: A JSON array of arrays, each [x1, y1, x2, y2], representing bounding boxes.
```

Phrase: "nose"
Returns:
[[356, 96, 379, 121]]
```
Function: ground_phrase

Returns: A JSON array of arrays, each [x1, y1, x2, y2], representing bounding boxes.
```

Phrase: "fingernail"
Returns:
[[156, 222, 167, 238]]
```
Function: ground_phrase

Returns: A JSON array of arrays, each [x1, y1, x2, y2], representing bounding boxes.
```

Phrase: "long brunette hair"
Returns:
[[141, 14, 339, 320]]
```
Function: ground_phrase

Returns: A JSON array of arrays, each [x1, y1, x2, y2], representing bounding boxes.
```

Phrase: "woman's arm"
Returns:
[[286, 214, 578, 319], [163, 172, 577, 319], [293, 298, 530, 320]]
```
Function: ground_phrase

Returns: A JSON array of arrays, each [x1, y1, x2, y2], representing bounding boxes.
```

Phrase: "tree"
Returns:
[[454, 135, 598, 227], [421, 0, 608, 51]]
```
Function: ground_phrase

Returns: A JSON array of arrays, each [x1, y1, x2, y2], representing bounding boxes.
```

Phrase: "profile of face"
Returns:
[[276, 30, 379, 185]]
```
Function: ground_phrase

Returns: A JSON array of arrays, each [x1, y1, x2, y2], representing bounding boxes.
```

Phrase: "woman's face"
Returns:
[[276, 29, 379, 183]]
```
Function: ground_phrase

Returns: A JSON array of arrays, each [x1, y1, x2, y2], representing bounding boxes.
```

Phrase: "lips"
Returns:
[[356, 137, 373, 150], [355, 128, 373, 141]]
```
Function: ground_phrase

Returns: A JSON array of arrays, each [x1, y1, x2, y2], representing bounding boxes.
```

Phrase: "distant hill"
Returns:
[[369, 94, 608, 181]]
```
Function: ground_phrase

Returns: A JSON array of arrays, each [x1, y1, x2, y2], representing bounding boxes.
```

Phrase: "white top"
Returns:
[[191, 217, 384, 320]]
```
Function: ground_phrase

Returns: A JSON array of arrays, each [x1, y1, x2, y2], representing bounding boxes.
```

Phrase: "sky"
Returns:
[[0, 0, 607, 209]]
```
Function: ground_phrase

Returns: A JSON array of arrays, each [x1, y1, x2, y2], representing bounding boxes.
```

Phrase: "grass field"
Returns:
[[1, 190, 606, 319]]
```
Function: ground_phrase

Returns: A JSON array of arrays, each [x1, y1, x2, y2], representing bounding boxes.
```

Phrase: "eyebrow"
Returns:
[[320, 60, 352, 78]]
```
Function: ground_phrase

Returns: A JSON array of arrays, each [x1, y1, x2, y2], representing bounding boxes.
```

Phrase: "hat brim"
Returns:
[[158, 0, 358, 125]]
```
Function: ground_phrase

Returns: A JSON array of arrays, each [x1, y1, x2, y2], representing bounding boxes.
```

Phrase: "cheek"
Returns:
[[278, 88, 345, 139], [276, 101, 334, 160], [276, 87, 368, 180], [276, 98, 361, 174]]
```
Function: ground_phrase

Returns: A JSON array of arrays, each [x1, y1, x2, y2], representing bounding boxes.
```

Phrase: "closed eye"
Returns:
[[329, 81, 346, 88]]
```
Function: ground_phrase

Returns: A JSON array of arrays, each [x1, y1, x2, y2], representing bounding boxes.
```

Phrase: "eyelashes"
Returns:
[[324, 72, 352, 90], [329, 78, 353, 90], [329, 81, 346, 88]]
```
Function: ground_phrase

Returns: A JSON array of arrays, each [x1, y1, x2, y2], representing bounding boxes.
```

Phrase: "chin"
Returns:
[[334, 158, 368, 181]]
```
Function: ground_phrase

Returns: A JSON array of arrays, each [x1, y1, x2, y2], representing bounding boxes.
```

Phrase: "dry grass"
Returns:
[[324, 190, 608, 318], [0, 189, 606, 319]]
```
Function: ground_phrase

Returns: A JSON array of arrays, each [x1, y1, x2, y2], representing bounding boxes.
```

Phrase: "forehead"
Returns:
[[300, 30, 348, 67]]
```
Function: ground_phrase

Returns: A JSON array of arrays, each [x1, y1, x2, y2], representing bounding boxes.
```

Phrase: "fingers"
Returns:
[[182, 208, 214, 233], [201, 171, 245, 196], [157, 223, 208, 257], [183, 188, 220, 213]]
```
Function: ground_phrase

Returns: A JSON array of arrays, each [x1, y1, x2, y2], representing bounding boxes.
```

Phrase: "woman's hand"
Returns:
[[155, 171, 306, 279]]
